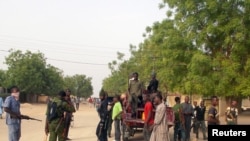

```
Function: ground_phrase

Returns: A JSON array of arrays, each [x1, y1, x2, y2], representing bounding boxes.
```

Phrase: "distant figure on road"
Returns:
[[88, 97, 93, 108], [225, 100, 238, 125], [0, 96, 3, 119], [75, 97, 80, 110]]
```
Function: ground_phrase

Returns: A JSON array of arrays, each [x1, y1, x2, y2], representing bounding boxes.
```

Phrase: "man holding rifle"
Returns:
[[96, 90, 109, 141], [64, 89, 76, 140], [225, 100, 238, 125], [45, 90, 75, 141], [3, 86, 31, 141]]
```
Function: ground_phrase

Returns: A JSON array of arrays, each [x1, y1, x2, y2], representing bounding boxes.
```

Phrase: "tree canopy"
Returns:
[[103, 0, 250, 98], [0, 49, 93, 98], [64, 74, 93, 98]]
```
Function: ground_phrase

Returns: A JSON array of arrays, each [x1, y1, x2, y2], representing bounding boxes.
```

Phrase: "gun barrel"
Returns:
[[28, 117, 42, 122]]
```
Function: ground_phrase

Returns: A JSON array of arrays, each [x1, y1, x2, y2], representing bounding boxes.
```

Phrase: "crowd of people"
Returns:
[[96, 72, 240, 141], [0, 72, 239, 141]]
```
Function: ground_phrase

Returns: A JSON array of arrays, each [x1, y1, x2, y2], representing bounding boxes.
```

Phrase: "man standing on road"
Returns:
[[107, 100, 114, 138], [96, 90, 109, 141], [75, 97, 80, 111], [194, 101, 207, 140], [3, 86, 29, 141], [173, 97, 185, 141], [128, 72, 143, 117], [64, 89, 76, 140], [150, 92, 169, 141], [142, 93, 154, 141], [112, 95, 123, 141], [181, 96, 194, 141], [207, 96, 220, 125], [45, 90, 76, 141], [225, 100, 238, 125]]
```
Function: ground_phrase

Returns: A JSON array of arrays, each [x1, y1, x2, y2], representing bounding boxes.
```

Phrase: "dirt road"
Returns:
[[1, 103, 250, 141], [0, 103, 101, 141]]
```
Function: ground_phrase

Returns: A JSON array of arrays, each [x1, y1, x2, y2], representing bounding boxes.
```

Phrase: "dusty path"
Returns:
[[0, 103, 250, 141], [0, 103, 101, 141]]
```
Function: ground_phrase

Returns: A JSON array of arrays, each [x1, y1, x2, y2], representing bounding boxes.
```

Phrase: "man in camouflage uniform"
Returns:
[[45, 91, 75, 141], [64, 89, 76, 140]]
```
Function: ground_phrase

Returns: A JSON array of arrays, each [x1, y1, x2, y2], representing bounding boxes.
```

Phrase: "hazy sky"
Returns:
[[0, 0, 167, 96]]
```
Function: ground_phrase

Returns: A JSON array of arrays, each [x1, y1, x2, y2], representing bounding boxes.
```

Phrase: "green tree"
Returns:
[[103, 0, 250, 106], [160, 0, 250, 99], [0, 69, 6, 87], [64, 74, 93, 98], [4, 50, 64, 98]]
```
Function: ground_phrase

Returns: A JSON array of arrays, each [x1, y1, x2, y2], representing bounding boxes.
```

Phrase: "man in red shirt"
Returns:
[[143, 93, 154, 141]]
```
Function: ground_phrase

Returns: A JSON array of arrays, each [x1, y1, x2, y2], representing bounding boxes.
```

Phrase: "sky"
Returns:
[[0, 0, 167, 97]]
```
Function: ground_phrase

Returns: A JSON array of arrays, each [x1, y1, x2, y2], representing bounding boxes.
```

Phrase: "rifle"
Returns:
[[21, 115, 42, 122], [55, 117, 64, 133], [228, 112, 236, 123], [98, 121, 104, 137]]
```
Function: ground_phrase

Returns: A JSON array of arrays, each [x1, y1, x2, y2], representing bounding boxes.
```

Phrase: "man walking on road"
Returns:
[[194, 101, 207, 140], [181, 96, 194, 141]]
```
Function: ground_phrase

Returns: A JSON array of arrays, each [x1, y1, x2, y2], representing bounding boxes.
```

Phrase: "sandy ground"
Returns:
[[0, 103, 250, 141]]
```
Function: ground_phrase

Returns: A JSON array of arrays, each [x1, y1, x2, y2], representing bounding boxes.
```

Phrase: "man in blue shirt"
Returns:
[[3, 86, 28, 141]]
